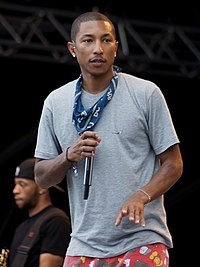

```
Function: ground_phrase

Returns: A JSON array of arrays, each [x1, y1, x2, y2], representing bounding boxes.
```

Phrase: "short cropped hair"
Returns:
[[70, 11, 116, 41]]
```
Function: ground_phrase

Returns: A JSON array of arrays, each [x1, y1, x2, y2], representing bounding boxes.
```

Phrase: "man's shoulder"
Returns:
[[52, 79, 78, 94], [40, 207, 71, 235], [118, 72, 160, 98], [119, 72, 157, 87], [40, 206, 69, 220], [37, 206, 71, 233], [44, 79, 78, 103]]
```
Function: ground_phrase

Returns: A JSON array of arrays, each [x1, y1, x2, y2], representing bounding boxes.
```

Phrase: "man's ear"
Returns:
[[38, 189, 47, 195], [67, 41, 76, 58]]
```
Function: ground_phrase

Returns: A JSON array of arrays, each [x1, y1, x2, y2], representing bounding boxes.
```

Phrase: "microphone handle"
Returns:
[[84, 184, 90, 200], [83, 156, 94, 200]]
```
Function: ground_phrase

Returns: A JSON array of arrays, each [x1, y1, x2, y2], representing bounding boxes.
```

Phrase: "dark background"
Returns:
[[0, 1, 199, 266]]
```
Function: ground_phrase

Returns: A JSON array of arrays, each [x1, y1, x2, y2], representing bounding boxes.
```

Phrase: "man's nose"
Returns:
[[93, 41, 103, 53]]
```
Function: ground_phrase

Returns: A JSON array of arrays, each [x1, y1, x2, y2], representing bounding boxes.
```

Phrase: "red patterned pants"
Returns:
[[63, 243, 169, 267]]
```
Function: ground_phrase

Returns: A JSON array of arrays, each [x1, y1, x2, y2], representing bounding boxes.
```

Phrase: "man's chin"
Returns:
[[15, 200, 25, 209]]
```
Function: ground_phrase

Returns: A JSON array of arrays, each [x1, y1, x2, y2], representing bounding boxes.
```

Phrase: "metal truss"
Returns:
[[1, 2, 200, 79]]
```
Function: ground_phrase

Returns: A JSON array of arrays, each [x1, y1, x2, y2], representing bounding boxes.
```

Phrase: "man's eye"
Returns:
[[84, 39, 93, 43], [103, 38, 112, 43], [19, 182, 26, 187]]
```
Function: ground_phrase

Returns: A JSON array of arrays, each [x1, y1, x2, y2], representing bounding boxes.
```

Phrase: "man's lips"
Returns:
[[90, 58, 105, 63], [89, 58, 105, 67]]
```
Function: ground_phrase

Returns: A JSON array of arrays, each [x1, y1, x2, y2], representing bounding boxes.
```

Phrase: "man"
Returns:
[[9, 158, 71, 267], [34, 12, 183, 267]]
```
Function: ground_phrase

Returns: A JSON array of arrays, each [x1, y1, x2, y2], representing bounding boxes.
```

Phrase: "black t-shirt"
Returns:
[[9, 206, 71, 267]]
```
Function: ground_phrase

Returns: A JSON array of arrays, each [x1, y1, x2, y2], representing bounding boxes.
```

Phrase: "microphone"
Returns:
[[83, 156, 94, 200]]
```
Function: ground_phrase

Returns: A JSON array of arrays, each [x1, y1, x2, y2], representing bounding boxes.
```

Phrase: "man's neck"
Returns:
[[29, 202, 52, 217]]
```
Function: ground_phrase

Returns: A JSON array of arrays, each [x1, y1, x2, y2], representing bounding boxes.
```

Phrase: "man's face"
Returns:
[[13, 178, 40, 209], [70, 20, 118, 77]]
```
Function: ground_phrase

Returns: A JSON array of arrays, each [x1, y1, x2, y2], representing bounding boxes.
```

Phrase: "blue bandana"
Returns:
[[72, 66, 121, 134]]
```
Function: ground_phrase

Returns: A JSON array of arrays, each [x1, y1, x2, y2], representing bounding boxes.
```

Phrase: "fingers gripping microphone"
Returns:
[[83, 156, 94, 200]]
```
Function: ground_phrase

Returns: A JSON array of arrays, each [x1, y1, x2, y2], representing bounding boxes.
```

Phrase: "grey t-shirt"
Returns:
[[35, 72, 179, 257]]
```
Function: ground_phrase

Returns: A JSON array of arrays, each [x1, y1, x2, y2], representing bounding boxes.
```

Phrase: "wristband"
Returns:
[[66, 147, 74, 164], [138, 189, 151, 203]]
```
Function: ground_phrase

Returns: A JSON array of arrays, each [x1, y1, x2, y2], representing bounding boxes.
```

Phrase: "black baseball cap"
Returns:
[[15, 158, 65, 192], [15, 158, 35, 180]]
